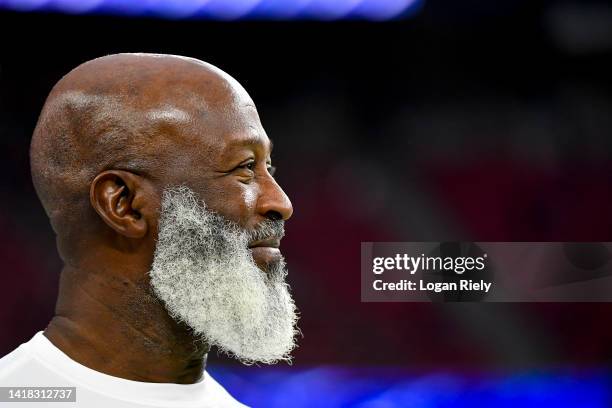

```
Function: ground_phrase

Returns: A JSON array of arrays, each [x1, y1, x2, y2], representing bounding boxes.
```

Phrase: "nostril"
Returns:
[[266, 211, 283, 221]]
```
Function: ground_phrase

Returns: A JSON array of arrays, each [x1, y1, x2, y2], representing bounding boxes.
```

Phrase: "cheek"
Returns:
[[241, 187, 257, 209], [233, 185, 259, 225], [199, 181, 259, 226]]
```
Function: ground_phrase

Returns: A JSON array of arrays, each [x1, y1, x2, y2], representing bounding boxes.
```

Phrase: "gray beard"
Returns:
[[149, 185, 299, 365]]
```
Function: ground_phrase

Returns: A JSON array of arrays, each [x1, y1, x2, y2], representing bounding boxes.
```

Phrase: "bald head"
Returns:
[[30, 53, 257, 259]]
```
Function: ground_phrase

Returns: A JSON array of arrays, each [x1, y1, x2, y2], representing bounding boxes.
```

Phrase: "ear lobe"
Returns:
[[90, 170, 149, 239]]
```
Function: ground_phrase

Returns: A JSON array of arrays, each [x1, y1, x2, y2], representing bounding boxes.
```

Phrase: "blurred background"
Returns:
[[1, 0, 611, 406]]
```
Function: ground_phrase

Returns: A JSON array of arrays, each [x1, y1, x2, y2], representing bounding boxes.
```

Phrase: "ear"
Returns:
[[90, 170, 152, 239]]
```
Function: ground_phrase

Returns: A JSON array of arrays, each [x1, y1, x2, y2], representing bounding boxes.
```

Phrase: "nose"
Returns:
[[257, 174, 293, 221]]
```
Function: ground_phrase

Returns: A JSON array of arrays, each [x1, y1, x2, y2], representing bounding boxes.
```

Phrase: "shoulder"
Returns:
[[203, 371, 249, 408]]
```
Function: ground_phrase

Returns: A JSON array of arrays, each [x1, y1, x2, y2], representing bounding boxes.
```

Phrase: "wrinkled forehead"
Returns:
[[143, 88, 272, 180], [192, 102, 272, 166], [158, 90, 269, 151]]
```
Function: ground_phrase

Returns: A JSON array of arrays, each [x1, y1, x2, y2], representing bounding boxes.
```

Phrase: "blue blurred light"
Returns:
[[141, 0, 208, 19], [350, 0, 424, 20], [47, 0, 104, 14], [248, 0, 311, 20], [198, 0, 262, 20], [1, 0, 49, 12], [297, 0, 363, 20], [208, 366, 612, 408], [0, 0, 423, 20], [94, 0, 152, 17]]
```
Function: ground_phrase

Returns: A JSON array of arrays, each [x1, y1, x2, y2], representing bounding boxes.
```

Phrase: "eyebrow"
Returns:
[[230, 134, 274, 154]]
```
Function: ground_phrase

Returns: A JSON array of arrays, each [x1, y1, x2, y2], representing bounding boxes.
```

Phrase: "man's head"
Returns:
[[30, 53, 298, 364]]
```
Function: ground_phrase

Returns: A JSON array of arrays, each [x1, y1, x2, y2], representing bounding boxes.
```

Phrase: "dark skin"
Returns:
[[34, 54, 293, 383]]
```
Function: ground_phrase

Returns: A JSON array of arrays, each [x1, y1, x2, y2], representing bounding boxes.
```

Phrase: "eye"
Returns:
[[232, 160, 275, 178], [235, 160, 255, 173]]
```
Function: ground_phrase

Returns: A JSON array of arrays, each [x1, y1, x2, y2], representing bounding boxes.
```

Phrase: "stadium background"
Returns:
[[0, 0, 611, 406]]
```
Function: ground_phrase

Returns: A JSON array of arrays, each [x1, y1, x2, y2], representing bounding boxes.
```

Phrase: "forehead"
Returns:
[[181, 101, 273, 165], [218, 128, 273, 153], [150, 105, 272, 185], [139, 66, 273, 167]]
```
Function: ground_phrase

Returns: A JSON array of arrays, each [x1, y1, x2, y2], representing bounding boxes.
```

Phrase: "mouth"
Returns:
[[249, 238, 281, 249], [248, 238, 282, 264]]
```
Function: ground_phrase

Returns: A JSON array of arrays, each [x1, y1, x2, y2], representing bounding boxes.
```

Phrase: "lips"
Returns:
[[248, 238, 282, 265], [248, 238, 281, 249]]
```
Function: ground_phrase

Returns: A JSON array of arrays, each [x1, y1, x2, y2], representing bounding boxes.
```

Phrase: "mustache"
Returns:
[[245, 219, 285, 244]]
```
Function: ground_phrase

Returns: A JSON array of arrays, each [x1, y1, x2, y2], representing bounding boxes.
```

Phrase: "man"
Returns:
[[0, 53, 299, 407]]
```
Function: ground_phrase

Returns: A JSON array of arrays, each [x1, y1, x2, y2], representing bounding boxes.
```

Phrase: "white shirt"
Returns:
[[0, 332, 248, 408]]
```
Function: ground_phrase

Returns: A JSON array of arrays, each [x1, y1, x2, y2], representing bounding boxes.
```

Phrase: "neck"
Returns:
[[44, 264, 209, 383]]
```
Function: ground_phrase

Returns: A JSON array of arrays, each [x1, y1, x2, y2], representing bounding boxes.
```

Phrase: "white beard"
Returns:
[[149, 185, 299, 365]]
